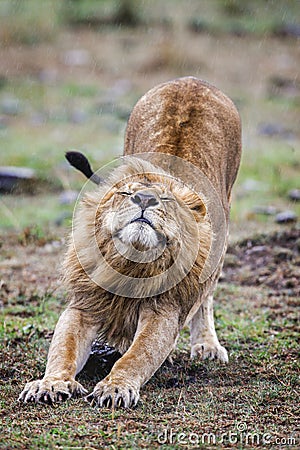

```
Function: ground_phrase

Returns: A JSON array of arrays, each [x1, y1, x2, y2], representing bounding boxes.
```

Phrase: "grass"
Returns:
[[1, 281, 299, 449]]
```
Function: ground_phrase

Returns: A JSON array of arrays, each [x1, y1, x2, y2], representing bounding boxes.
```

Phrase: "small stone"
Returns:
[[241, 179, 269, 193], [59, 190, 78, 205], [253, 205, 277, 216], [273, 23, 300, 38], [288, 189, 300, 202], [275, 210, 297, 224], [38, 69, 58, 84], [0, 166, 36, 193], [30, 112, 47, 126], [246, 245, 267, 255], [258, 122, 294, 139], [64, 49, 91, 67], [1, 96, 22, 115], [69, 109, 88, 124]]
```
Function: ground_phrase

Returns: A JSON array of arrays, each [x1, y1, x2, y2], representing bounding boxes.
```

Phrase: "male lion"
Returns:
[[19, 77, 241, 408]]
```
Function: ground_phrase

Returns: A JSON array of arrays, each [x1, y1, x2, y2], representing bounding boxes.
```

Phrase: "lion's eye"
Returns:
[[160, 196, 174, 202], [117, 191, 132, 196]]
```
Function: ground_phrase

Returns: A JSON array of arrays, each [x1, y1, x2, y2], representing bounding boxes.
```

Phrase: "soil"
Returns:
[[223, 227, 300, 298]]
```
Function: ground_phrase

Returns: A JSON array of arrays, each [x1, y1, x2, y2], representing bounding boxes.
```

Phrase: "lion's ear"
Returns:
[[173, 185, 207, 219]]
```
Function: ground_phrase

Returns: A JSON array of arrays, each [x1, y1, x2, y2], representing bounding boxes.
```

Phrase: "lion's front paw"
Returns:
[[18, 378, 87, 405], [86, 377, 139, 408], [191, 342, 228, 363]]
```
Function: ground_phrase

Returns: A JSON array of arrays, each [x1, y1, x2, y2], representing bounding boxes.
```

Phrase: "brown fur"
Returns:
[[19, 77, 241, 408]]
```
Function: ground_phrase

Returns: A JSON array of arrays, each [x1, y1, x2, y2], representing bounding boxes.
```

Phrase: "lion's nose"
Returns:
[[131, 191, 159, 210]]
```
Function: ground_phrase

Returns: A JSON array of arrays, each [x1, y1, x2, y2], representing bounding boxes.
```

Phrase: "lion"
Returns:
[[19, 77, 241, 408]]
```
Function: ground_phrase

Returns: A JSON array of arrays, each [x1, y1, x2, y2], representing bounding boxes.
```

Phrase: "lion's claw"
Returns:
[[86, 379, 139, 409], [19, 378, 87, 405], [191, 342, 228, 363]]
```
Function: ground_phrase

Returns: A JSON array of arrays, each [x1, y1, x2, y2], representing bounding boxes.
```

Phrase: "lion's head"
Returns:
[[69, 157, 211, 299]]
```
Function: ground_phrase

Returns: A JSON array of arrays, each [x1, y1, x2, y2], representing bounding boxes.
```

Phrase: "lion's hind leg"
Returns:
[[190, 295, 228, 363]]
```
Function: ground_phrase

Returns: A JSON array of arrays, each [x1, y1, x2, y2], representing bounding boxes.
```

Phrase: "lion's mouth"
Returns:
[[130, 217, 153, 227]]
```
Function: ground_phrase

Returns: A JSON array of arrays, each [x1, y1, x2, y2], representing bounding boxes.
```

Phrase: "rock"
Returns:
[[69, 109, 88, 124], [59, 190, 78, 205], [258, 122, 294, 139], [64, 49, 91, 67], [288, 189, 300, 202], [38, 69, 58, 84], [253, 205, 277, 216], [245, 245, 267, 255], [30, 112, 47, 126], [0, 96, 22, 116], [240, 179, 269, 193], [275, 210, 297, 224], [0, 166, 36, 194], [273, 23, 300, 38], [268, 75, 299, 99], [41, 241, 62, 254]]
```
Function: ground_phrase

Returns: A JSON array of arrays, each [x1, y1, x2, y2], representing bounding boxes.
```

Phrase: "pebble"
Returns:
[[273, 23, 300, 38], [288, 189, 300, 202], [38, 69, 58, 84], [0, 96, 22, 116], [59, 190, 79, 205], [69, 109, 88, 124], [258, 122, 294, 139], [0, 166, 36, 193], [240, 179, 269, 193], [64, 49, 91, 67], [253, 205, 277, 216], [275, 210, 297, 224]]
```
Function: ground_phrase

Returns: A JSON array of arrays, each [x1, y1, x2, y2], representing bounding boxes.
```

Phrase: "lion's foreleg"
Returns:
[[190, 294, 228, 363], [87, 307, 180, 408], [19, 307, 98, 404]]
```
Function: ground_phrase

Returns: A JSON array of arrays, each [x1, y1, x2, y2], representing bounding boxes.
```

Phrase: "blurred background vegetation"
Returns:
[[0, 0, 299, 235]]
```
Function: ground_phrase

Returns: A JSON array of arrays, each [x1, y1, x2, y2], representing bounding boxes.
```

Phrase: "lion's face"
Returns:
[[72, 160, 211, 297], [102, 181, 183, 250]]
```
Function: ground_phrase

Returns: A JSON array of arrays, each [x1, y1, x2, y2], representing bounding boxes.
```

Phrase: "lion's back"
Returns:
[[124, 77, 242, 207]]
